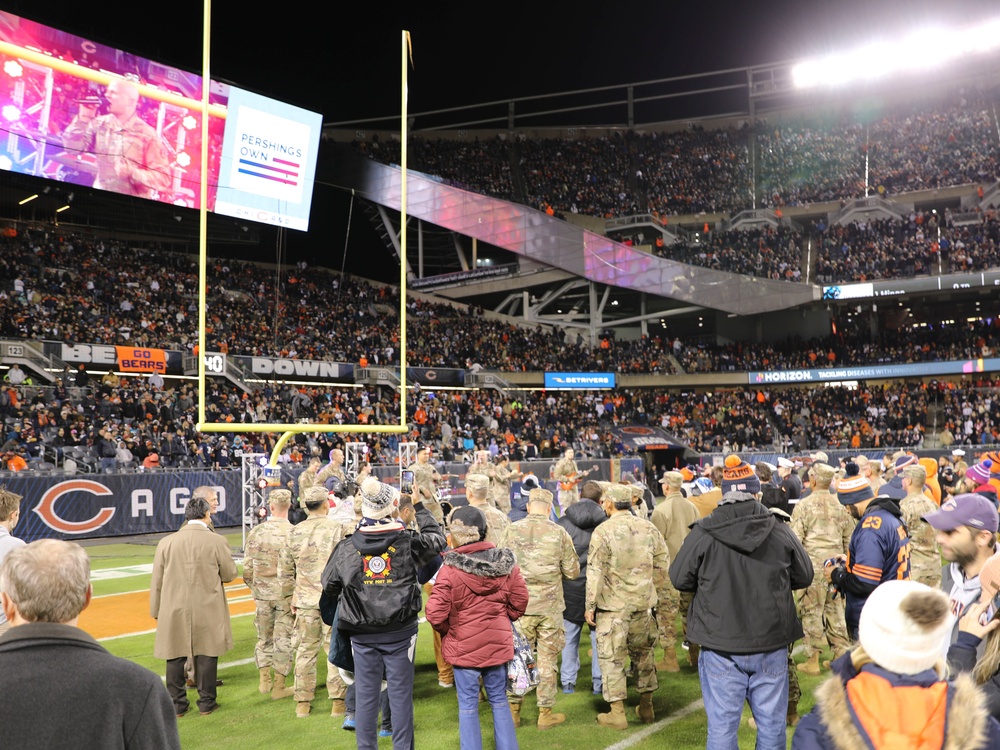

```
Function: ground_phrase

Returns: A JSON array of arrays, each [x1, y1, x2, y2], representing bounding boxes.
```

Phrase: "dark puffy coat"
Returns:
[[425, 541, 528, 668], [669, 493, 813, 654], [557, 500, 607, 623]]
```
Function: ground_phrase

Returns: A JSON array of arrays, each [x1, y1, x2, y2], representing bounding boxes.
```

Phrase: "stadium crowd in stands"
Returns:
[[355, 94, 998, 219]]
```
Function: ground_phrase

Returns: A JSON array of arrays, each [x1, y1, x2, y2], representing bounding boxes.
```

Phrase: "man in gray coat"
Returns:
[[151, 496, 238, 717], [0, 539, 180, 749]]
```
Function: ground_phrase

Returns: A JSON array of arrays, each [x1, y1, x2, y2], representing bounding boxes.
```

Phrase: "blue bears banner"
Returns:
[[6, 471, 244, 542]]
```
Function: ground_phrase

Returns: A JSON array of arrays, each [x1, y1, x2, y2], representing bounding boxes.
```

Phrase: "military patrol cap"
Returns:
[[660, 471, 683, 488], [267, 488, 292, 506], [527, 488, 554, 506], [812, 463, 835, 483], [603, 484, 634, 509], [303, 485, 329, 510], [465, 474, 489, 492]]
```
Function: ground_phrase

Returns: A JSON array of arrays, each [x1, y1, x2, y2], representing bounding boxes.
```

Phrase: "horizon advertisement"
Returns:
[[0, 10, 322, 230]]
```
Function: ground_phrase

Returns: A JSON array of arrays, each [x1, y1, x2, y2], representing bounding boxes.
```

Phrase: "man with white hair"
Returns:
[[2, 539, 180, 748], [64, 79, 171, 198]]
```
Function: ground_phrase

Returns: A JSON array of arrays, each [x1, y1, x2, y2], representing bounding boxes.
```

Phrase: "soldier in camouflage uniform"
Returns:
[[900, 464, 942, 589], [585, 484, 670, 730], [314, 448, 346, 489], [450, 474, 510, 544], [295, 457, 323, 508], [466, 450, 496, 507], [243, 489, 295, 697], [552, 448, 581, 514], [650, 471, 699, 673], [498, 488, 580, 730], [408, 446, 445, 525], [789, 463, 853, 676], [491, 454, 520, 514], [278, 485, 347, 718]]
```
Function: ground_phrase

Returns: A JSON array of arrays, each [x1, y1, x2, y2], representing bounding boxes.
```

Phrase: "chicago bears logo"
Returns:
[[32, 480, 116, 534]]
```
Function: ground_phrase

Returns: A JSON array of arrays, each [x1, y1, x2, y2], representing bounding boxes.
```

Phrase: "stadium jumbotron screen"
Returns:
[[0, 10, 322, 230]]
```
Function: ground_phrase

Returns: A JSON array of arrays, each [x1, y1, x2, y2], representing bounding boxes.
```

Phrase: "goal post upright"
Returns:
[[194, 26, 412, 471]]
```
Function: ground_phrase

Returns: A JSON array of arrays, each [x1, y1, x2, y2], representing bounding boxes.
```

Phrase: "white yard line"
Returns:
[[97, 611, 255, 642], [601, 699, 705, 750]]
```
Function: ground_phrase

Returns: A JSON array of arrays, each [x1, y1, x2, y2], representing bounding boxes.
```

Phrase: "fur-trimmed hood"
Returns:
[[799, 665, 991, 750], [444, 541, 516, 578]]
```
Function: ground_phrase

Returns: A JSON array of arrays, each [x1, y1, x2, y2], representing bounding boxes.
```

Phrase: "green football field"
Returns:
[[85, 535, 819, 749]]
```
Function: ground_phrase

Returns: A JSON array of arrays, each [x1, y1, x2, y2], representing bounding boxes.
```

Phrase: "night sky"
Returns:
[[10, 0, 1000, 279]]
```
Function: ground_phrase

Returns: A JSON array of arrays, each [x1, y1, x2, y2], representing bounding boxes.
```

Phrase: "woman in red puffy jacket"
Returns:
[[426, 506, 529, 750]]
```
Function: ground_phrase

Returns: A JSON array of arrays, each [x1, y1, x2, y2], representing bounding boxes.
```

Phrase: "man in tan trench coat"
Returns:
[[151, 496, 238, 717]]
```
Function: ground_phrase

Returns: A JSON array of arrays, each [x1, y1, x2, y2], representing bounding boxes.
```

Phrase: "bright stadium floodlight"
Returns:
[[793, 17, 1000, 89]]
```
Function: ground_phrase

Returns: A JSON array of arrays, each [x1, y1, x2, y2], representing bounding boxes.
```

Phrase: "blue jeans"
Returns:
[[560, 619, 601, 692], [699, 647, 787, 750], [453, 664, 518, 750], [351, 635, 416, 750]]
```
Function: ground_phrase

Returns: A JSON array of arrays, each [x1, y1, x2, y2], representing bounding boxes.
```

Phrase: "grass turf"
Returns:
[[90, 537, 822, 749]]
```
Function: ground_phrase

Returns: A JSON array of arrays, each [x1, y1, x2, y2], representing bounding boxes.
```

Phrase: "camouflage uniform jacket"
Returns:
[[408, 461, 441, 502], [466, 463, 495, 484], [498, 512, 579, 617], [650, 491, 699, 562], [314, 463, 345, 489], [243, 518, 293, 601], [492, 465, 515, 502], [296, 467, 323, 502], [586, 511, 670, 614], [789, 488, 854, 567], [279, 515, 344, 610], [900, 492, 941, 578], [553, 457, 579, 487]]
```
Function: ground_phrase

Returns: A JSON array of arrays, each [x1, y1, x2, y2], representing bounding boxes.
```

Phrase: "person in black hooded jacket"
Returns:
[[669, 455, 812, 750], [556, 480, 607, 694], [320, 478, 445, 750]]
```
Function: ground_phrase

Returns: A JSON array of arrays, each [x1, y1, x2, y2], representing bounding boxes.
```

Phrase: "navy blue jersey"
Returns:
[[843, 501, 910, 633]]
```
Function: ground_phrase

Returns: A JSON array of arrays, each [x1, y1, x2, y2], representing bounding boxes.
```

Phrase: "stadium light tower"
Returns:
[[792, 17, 1000, 89]]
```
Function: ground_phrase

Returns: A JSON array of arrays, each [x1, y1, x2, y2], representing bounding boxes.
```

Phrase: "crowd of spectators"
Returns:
[[12, 364, 993, 475], [936, 382, 1000, 447], [0, 227, 676, 375], [815, 213, 943, 283], [769, 383, 929, 452], [352, 94, 998, 221], [519, 133, 637, 217], [676, 319, 1000, 375], [355, 134, 516, 201], [657, 224, 804, 281]]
